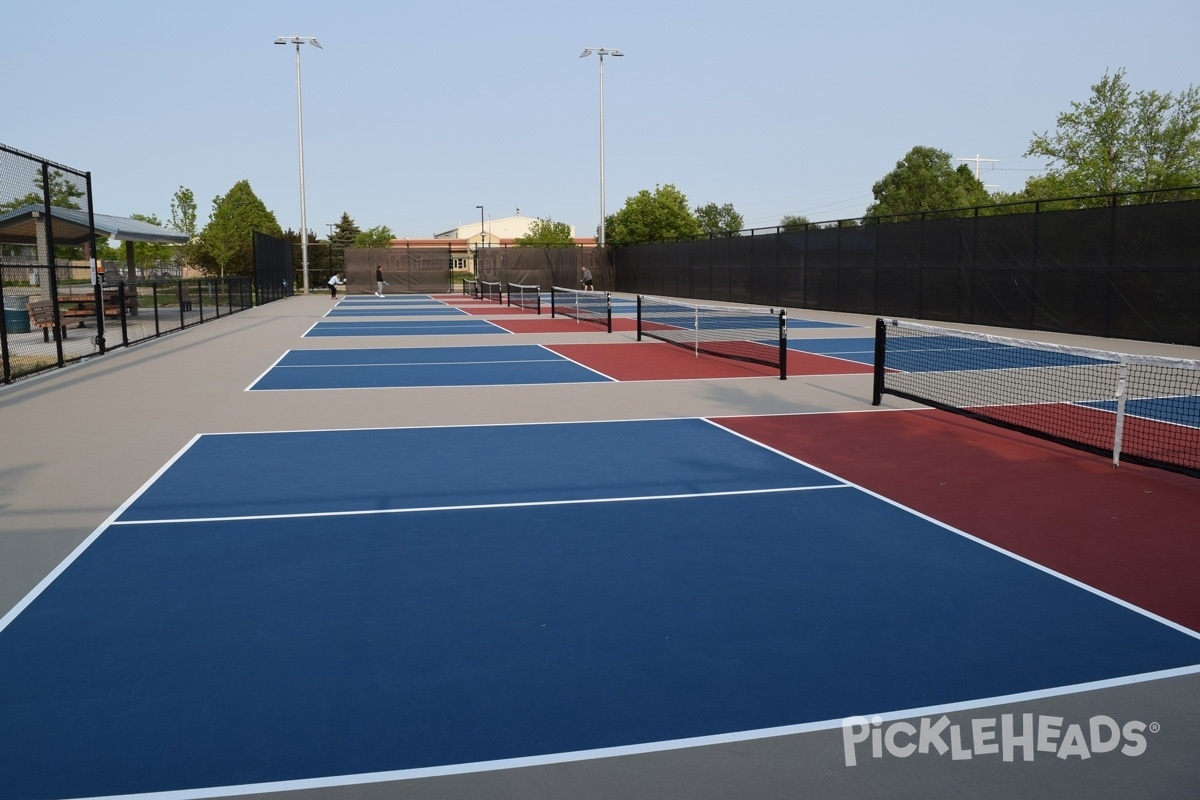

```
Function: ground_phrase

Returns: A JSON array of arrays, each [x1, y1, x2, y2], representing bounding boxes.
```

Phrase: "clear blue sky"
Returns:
[[5, 0, 1197, 239]]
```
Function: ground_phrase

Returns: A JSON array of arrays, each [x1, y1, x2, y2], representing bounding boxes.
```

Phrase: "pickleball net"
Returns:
[[481, 280, 502, 303], [636, 295, 787, 380], [872, 318, 1200, 477], [462, 278, 479, 298], [550, 286, 612, 332], [506, 283, 541, 314]]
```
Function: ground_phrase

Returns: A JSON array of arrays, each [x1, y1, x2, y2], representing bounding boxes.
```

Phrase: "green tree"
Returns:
[[0, 168, 86, 213], [604, 184, 703, 245], [353, 225, 396, 248], [167, 186, 199, 267], [515, 218, 576, 247], [327, 212, 361, 271], [194, 180, 281, 277], [169, 186, 198, 238], [779, 215, 813, 230], [694, 202, 744, 237], [1025, 68, 1200, 202], [863, 146, 991, 222], [129, 213, 177, 272]]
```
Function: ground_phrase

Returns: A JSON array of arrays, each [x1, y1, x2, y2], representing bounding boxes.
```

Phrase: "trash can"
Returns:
[[3, 295, 31, 334]]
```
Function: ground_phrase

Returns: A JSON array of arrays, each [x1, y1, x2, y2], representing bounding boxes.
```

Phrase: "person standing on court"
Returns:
[[327, 273, 344, 298], [581, 265, 594, 291], [375, 265, 385, 297]]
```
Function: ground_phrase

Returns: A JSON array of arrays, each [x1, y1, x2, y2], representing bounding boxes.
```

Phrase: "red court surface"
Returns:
[[717, 409, 1200, 632], [498, 317, 639, 334], [547, 342, 873, 381], [455, 304, 537, 315]]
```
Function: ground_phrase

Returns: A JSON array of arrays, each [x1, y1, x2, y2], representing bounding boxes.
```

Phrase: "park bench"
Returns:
[[28, 299, 67, 341]]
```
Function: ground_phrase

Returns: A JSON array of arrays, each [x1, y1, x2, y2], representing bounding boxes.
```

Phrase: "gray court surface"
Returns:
[[1, 293, 1198, 800]]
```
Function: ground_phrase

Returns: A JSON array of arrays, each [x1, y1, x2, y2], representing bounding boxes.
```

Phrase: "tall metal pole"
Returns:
[[476, 204, 484, 277], [598, 52, 606, 248], [276, 36, 321, 294], [294, 41, 309, 294], [580, 48, 622, 248]]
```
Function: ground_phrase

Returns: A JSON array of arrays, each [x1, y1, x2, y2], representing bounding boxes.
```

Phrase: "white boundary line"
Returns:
[[0, 434, 204, 637], [111, 485, 846, 527], [537, 343, 619, 382]]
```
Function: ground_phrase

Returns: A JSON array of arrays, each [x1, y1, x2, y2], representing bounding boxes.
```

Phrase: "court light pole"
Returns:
[[476, 204, 484, 277], [579, 47, 622, 248], [274, 35, 322, 294]]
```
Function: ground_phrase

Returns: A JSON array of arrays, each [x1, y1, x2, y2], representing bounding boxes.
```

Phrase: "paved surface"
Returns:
[[1, 293, 1197, 800]]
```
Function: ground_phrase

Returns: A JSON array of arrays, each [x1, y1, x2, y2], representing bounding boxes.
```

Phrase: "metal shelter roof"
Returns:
[[0, 204, 189, 245]]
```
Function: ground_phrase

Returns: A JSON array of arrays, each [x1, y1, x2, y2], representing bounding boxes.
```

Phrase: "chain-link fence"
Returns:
[[1, 143, 255, 385]]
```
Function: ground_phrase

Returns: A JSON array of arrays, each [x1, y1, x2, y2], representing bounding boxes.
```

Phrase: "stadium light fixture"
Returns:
[[579, 47, 623, 248], [274, 36, 322, 293]]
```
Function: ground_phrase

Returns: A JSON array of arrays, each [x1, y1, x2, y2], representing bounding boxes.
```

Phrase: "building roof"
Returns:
[[0, 204, 189, 245]]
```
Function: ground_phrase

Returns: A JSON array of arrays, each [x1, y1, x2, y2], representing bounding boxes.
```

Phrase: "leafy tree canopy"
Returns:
[[863, 146, 991, 222], [169, 186, 198, 238], [331, 212, 361, 249], [0, 168, 86, 213], [322, 212, 361, 271], [354, 225, 396, 248], [605, 184, 703, 245], [694, 202, 744, 237], [1025, 68, 1200, 202], [129, 212, 176, 269], [779, 215, 813, 230], [194, 180, 281, 277], [515, 218, 576, 247]]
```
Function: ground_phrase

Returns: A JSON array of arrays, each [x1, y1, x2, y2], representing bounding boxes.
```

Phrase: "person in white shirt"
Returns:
[[328, 273, 344, 298]]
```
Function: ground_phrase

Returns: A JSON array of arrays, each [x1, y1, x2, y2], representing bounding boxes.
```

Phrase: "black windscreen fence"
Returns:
[[477, 246, 608, 292], [614, 197, 1200, 345], [253, 231, 293, 303], [345, 245, 453, 295]]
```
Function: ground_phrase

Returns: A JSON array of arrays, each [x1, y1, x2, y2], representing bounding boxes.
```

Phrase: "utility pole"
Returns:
[[955, 154, 999, 180]]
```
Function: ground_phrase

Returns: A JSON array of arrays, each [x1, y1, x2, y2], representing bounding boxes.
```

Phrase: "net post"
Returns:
[[778, 309, 787, 380], [550, 285, 558, 318], [1111, 362, 1129, 469], [636, 295, 643, 341], [872, 318, 887, 405], [605, 292, 612, 333]]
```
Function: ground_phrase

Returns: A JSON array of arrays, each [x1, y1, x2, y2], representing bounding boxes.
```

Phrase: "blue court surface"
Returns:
[[1082, 394, 1200, 427], [787, 318, 858, 330], [305, 319, 508, 337], [885, 334, 1112, 372], [326, 306, 468, 317], [786, 337, 875, 363], [249, 345, 612, 390], [2, 418, 1198, 800], [338, 295, 440, 303]]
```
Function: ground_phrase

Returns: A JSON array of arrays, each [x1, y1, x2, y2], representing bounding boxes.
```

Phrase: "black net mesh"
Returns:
[[638, 295, 786, 378], [876, 318, 1200, 477]]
